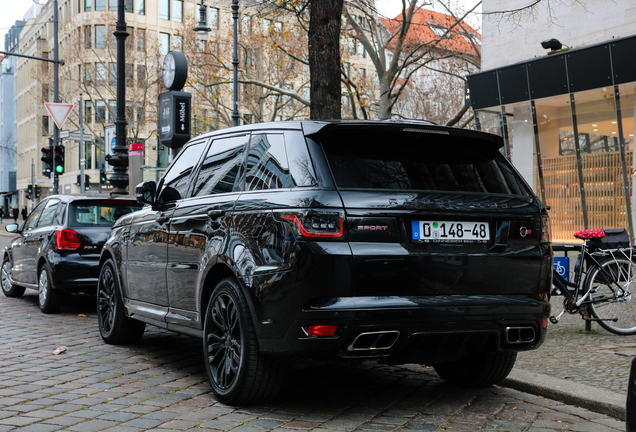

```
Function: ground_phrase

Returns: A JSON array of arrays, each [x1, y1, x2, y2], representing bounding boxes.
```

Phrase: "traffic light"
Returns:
[[76, 175, 90, 188], [100, 168, 107, 184], [26, 184, 33, 200], [53, 145, 65, 174], [41, 145, 53, 177], [35, 185, 41, 198]]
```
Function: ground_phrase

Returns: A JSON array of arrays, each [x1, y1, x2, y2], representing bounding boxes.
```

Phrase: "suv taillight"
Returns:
[[277, 210, 344, 238], [56, 229, 81, 250], [541, 215, 551, 244]]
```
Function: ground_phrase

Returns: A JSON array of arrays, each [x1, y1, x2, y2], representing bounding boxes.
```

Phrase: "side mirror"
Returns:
[[135, 181, 156, 205], [5, 223, 19, 233]]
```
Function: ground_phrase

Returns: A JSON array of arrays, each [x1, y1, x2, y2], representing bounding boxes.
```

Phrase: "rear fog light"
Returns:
[[303, 325, 338, 337]]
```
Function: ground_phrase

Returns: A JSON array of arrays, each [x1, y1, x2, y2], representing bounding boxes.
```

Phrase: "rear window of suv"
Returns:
[[69, 200, 143, 227], [322, 130, 530, 196]]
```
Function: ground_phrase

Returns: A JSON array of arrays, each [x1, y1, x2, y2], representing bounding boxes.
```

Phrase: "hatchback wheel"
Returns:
[[433, 351, 517, 388], [38, 265, 61, 313], [1, 257, 24, 298], [203, 278, 285, 405], [97, 258, 145, 344]]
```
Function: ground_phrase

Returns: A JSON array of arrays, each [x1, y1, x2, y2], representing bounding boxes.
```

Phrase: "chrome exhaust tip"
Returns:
[[505, 326, 535, 344], [347, 330, 400, 352]]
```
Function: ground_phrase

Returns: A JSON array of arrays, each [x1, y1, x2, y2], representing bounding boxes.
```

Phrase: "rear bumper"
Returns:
[[258, 294, 550, 363], [49, 253, 100, 293]]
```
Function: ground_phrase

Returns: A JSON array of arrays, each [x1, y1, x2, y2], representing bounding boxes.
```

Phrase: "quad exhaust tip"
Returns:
[[347, 330, 400, 352], [505, 326, 535, 344]]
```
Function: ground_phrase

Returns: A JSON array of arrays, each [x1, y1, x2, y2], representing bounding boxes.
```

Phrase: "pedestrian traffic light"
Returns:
[[53, 145, 65, 174], [99, 168, 107, 184], [35, 185, 41, 198], [26, 184, 33, 200], [41, 145, 53, 176], [76, 174, 90, 188]]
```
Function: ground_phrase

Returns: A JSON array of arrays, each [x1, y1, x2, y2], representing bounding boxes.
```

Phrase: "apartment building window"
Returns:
[[126, 102, 134, 123], [263, 19, 271, 33], [109, 100, 117, 123], [83, 26, 91, 49], [95, 0, 105, 11], [172, 35, 182, 50], [126, 27, 134, 51], [173, 0, 183, 22], [84, 0, 91, 12], [136, 28, 145, 51], [42, 84, 50, 102], [242, 15, 251, 35], [108, 63, 116, 86], [137, 65, 146, 88], [274, 21, 282, 32], [96, 63, 107, 86], [85, 101, 92, 124], [96, 101, 106, 124], [84, 63, 94, 85], [159, 0, 169, 20], [137, 0, 145, 15], [343, 62, 350, 76], [42, 116, 49, 136], [136, 103, 145, 123], [126, 64, 133, 87], [209, 7, 219, 29], [357, 40, 365, 57], [95, 25, 106, 49], [109, 0, 132, 12], [159, 33, 170, 55]]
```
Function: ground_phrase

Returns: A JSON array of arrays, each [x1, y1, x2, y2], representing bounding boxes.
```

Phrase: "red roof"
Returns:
[[380, 8, 481, 56]]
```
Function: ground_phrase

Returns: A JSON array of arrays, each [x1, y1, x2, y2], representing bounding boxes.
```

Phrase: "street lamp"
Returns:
[[193, 0, 239, 127]]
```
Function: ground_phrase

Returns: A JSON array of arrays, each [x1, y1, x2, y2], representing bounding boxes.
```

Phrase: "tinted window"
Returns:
[[285, 131, 317, 187], [158, 141, 206, 203], [23, 201, 46, 231], [245, 134, 294, 191], [322, 131, 530, 196], [69, 201, 143, 227], [36, 199, 62, 228], [192, 135, 248, 197]]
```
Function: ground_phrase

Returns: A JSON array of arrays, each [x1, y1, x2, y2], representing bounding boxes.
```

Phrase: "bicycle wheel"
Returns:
[[585, 256, 636, 335]]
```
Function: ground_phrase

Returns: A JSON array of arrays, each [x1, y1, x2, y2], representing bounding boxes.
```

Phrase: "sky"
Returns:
[[0, 0, 482, 51]]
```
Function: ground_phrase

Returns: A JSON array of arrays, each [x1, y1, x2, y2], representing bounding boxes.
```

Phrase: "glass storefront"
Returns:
[[476, 86, 635, 241]]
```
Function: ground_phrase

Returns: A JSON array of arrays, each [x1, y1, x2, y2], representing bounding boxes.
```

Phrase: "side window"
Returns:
[[36, 199, 61, 228], [23, 201, 47, 231], [245, 134, 292, 191], [157, 141, 206, 204], [285, 130, 317, 187], [54, 203, 67, 225], [192, 135, 248, 197]]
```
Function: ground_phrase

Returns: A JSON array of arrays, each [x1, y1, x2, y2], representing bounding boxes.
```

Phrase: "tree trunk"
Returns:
[[309, 0, 343, 119]]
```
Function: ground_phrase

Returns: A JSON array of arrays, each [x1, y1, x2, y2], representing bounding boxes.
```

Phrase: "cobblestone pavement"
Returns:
[[0, 292, 627, 432], [516, 298, 636, 395]]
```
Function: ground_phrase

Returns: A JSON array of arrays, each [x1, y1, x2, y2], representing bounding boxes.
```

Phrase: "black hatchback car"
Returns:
[[2, 195, 142, 313], [97, 120, 552, 405]]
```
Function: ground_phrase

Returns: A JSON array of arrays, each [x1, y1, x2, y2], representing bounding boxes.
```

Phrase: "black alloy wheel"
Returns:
[[203, 278, 285, 405], [1, 257, 24, 298], [97, 258, 146, 344]]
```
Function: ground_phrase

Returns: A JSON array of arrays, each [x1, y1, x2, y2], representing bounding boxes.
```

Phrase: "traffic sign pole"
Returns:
[[79, 93, 84, 194]]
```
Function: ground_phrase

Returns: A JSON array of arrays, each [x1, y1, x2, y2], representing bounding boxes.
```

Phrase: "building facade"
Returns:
[[468, 1, 636, 241]]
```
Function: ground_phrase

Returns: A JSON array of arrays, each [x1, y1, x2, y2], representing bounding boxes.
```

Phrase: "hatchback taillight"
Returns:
[[278, 210, 344, 238], [56, 229, 81, 250]]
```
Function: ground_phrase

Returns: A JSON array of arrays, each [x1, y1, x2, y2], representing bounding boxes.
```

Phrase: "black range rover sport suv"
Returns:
[[97, 120, 553, 405]]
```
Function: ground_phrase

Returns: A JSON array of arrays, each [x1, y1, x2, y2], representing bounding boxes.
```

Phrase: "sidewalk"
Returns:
[[505, 306, 633, 421]]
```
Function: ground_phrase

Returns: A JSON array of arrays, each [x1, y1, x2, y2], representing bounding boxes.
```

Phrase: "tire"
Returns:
[[1, 257, 24, 298], [203, 277, 285, 405], [433, 351, 517, 387], [97, 258, 146, 344], [585, 256, 636, 335], [38, 264, 61, 314]]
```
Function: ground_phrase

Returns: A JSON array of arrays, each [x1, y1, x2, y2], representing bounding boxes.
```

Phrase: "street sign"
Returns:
[[44, 102, 74, 129], [60, 130, 70, 138], [67, 132, 93, 142], [158, 90, 191, 149]]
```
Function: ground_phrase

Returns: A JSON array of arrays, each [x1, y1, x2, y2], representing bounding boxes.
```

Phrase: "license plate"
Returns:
[[412, 221, 490, 243]]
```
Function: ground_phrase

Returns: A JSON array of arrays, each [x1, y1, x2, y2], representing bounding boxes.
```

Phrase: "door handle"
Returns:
[[206, 207, 226, 220], [155, 213, 168, 224]]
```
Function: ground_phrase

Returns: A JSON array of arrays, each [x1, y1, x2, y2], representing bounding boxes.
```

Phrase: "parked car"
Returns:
[[97, 120, 553, 405], [1, 195, 142, 313]]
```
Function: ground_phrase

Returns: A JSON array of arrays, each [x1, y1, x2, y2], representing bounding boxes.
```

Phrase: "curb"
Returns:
[[502, 368, 626, 421]]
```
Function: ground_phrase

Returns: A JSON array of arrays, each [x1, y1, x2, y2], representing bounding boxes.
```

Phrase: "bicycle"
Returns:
[[550, 228, 636, 335]]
